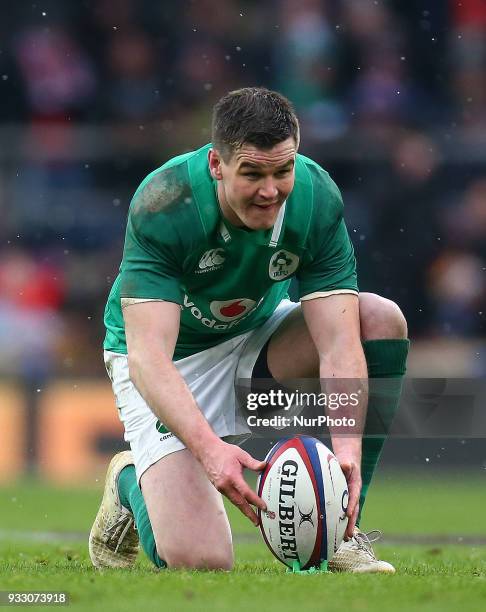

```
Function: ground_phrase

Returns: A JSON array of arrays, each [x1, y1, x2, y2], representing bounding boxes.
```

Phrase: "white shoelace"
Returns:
[[352, 530, 383, 559], [105, 508, 135, 553]]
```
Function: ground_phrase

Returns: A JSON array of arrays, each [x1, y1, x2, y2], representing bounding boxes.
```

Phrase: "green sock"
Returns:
[[118, 464, 166, 568], [358, 339, 409, 526]]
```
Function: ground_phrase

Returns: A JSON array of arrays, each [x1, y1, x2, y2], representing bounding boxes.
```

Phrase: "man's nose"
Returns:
[[258, 177, 278, 200]]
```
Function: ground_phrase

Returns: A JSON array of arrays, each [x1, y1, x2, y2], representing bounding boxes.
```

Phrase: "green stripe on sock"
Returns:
[[118, 465, 166, 568], [358, 338, 409, 526]]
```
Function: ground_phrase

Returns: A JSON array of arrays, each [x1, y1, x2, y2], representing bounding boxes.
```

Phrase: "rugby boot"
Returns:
[[329, 529, 395, 574], [89, 451, 139, 568]]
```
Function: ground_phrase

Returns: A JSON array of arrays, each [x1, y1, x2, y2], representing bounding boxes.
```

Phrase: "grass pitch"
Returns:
[[1, 469, 485, 611]]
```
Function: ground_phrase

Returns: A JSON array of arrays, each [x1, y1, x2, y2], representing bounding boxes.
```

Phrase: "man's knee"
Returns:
[[160, 543, 234, 571], [359, 293, 408, 340]]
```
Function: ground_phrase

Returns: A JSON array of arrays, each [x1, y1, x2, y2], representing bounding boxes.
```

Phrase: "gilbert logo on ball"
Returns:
[[257, 436, 348, 571], [209, 298, 256, 322], [268, 250, 299, 280]]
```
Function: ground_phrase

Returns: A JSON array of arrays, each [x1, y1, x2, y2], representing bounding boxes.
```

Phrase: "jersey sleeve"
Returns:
[[297, 167, 358, 300], [118, 168, 187, 305]]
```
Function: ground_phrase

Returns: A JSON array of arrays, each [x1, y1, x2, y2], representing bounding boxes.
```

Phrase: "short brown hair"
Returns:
[[212, 87, 300, 160]]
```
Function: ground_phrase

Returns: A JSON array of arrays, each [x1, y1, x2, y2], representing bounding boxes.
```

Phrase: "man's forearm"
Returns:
[[319, 342, 368, 459], [128, 349, 221, 462]]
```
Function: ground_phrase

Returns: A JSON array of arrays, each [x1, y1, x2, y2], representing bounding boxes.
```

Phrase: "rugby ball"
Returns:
[[257, 436, 348, 570]]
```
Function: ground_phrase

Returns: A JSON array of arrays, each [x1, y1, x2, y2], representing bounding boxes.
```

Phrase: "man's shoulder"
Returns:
[[294, 153, 343, 218], [132, 143, 211, 210], [296, 153, 338, 192], [128, 144, 215, 238]]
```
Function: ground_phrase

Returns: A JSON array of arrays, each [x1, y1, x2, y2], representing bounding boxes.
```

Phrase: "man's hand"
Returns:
[[200, 440, 267, 526], [335, 453, 362, 539]]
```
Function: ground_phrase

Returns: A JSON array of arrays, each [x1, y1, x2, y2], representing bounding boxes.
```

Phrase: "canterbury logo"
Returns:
[[198, 248, 225, 270]]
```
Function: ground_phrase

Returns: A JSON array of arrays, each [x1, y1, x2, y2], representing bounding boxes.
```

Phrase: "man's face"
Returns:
[[209, 137, 297, 230]]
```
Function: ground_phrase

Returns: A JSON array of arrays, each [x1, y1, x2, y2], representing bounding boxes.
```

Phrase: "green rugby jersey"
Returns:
[[104, 144, 358, 360]]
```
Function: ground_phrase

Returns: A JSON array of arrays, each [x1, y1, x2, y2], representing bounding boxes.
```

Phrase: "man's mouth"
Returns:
[[252, 201, 280, 208]]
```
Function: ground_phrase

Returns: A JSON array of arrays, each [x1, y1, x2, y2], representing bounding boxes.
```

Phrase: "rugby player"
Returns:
[[89, 87, 409, 572]]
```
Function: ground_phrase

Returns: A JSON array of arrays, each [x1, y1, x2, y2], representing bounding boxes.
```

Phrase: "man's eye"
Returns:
[[244, 172, 260, 179], [276, 169, 291, 177]]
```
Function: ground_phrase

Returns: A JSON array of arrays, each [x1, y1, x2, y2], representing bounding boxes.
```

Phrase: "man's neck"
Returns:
[[216, 181, 245, 228]]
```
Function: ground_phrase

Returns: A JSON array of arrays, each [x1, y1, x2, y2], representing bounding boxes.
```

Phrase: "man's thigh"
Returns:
[[140, 448, 233, 570], [264, 292, 405, 382], [265, 304, 319, 381]]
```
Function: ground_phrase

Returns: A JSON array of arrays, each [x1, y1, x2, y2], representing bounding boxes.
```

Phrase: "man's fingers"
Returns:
[[344, 499, 357, 539], [225, 488, 259, 526], [239, 451, 266, 473], [345, 501, 359, 538], [338, 459, 361, 539], [235, 480, 267, 512], [345, 503, 359, 539], [345, 522, 354, 540], [338, 461, 360, 514], [339, 461, 354, 479], [346, 482, 360, 518]]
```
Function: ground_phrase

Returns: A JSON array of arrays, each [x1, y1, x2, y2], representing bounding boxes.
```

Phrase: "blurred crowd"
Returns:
[[0, 0, 485, 378]]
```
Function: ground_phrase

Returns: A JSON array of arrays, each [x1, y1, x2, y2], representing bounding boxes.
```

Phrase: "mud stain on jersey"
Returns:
[[132, 168, 193, 215]]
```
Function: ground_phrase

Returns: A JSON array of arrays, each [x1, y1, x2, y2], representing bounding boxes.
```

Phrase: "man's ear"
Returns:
[[208, 149, 224, 180]]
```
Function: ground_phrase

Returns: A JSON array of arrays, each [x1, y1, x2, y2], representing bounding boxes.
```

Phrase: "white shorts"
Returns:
[[104, 299, 299, 483]]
